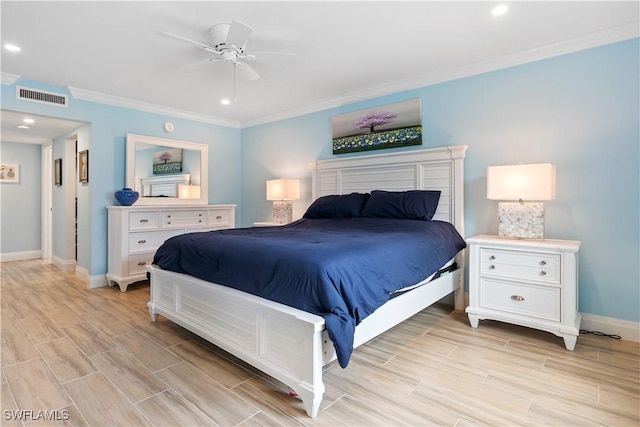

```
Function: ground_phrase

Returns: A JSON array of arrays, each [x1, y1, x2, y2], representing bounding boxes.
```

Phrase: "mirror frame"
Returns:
[[125, 133, 208, 206]]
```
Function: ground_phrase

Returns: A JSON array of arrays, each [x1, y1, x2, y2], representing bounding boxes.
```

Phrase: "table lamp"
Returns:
[[177, 184, 201, 199], [266, 178, 300, 224], [487, 163, 556, 239]]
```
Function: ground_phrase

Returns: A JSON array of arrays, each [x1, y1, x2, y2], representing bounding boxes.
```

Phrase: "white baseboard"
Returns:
[[0, 250, 42, 262], [52, 256, 76, 271], [88, 275, 109, 289], [580, 313, 639, 343], [74, 266, 108, 289]]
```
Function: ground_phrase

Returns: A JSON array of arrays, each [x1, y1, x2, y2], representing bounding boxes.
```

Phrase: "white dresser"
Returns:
[[465, 235, 581, 350], [107, 204, 236, 292]]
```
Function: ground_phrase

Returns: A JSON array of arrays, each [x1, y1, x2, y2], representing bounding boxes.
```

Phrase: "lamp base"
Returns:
[[272, 201, 293, 224], [498, 202, 545, 239]]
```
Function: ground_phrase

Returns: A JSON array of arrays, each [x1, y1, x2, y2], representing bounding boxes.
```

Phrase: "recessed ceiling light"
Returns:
[[23, 118, 34, 124], [220, 98, 231, 105], [491, 5, 508, 16], [4, 43, 21, 52], [17, 124, 30, 129]]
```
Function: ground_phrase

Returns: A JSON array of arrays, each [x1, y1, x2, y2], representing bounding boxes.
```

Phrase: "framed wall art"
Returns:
[[331, 98, 422, 155], [54, 158, 62, 186], [0, 163, 20, 183], [152, 148, 183, 175], [79, 150, 89, 183]]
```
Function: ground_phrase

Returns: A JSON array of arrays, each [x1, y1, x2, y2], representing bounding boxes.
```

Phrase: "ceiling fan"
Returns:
[[160, 21, 260, 80], [160, 20, 290, 102]]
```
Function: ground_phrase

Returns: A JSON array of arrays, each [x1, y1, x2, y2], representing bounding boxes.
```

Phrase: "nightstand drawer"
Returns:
[[480, 278, 560, 322], [481, 248, 559, 283]]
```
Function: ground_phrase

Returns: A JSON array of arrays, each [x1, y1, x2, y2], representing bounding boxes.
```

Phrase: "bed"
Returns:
[[147, 145, 468, 417]]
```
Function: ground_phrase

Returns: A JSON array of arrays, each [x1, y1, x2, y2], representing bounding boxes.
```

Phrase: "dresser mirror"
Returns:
[[125, 133, 208, 205]]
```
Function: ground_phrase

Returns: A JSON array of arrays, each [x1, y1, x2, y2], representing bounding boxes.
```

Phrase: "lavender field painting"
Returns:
[[332, 99, 422, 154], [152, 148, 183, 175]]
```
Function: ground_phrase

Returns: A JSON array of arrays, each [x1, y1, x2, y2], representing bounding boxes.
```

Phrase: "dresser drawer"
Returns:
[[208, 208, 231, 227], [128, 253, 154, 276], [129, 212, 160, 230], [480, 278, 560, 322], [481, 248, 559, 283], [161, 210, 207, 228], [128, 229, 183, 254]]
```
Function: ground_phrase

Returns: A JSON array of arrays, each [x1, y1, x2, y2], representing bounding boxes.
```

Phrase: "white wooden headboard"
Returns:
[[311, 145, 468, 239]]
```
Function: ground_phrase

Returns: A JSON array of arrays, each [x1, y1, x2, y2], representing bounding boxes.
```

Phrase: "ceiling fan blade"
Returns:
[[181, 57, 220, 69], [159, 31, 219, 54], [226, 20, 252, 49], [247, 51, 296, 63], [236, 62, 260, 81]]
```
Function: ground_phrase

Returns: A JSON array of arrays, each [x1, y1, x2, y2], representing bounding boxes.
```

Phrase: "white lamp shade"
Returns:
[[178, 184, 201, 199], [266, 178, 300, 201], [487, 163, 556, 201]]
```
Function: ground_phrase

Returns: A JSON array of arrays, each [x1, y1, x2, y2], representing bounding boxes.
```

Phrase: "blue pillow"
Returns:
[[361, 190, 441, 221], [303, 193, 370, 219]]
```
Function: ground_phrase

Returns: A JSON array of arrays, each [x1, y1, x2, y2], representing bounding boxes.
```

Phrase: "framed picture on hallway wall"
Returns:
[[79, 150, 89, 183], [0, 163, 19, 183], [54, 158, 62, 186]]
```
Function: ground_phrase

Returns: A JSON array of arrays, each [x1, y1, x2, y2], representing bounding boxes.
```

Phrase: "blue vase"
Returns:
[[115, 188, 139, 206]]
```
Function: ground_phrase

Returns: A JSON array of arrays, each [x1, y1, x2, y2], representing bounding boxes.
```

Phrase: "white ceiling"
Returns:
[[1, 1, 639, 135], [1, 110, 85, 145]]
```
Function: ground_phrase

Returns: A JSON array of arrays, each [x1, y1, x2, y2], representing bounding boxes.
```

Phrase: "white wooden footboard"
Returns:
[[147, 265, 326, 417], [148, 264, 462, 417]]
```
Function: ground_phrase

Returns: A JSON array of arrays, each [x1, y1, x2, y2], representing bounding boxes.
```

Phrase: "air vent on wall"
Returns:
[[16, 86, 68, 107]]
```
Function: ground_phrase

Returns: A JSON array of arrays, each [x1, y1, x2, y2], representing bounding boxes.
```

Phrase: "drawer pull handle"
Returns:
[[198, 220, 203, 223], [539, 271, 547, 276], [488, 265, 495, 270], [199, 213, 203, 217], [167, 215, 171, 218], [167, 221, 171, 225], [137, 261, 147, 266], [511, 295, 525, 301], [216, 215, 223, 219], [138, 240, 147, 244], [140, 219, 149, 223], [489, 255, 495, 260], [540, 260, 547, 266]]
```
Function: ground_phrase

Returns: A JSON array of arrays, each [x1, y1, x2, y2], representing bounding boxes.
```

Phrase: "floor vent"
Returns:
[[16, 86, 68, 107]]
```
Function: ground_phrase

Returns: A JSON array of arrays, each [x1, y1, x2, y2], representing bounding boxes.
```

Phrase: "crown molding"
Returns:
[[1, 72, 21, 86], [241, 23, 639, 128], [67, 86, 241, 129]]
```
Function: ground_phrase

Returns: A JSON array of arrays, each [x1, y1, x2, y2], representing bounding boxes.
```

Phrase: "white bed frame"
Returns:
[[147, 145, 468, 417]]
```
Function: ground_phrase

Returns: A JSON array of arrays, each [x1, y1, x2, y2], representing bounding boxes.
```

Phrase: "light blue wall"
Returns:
[[1, 79, 242, 276], [1, 39, 637, 323], [241, 39, 640, 323], [0, 141, 41, 254]]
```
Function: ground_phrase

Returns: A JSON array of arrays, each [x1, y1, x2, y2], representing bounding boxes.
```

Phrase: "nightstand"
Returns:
[[465, 235, 581, 350]]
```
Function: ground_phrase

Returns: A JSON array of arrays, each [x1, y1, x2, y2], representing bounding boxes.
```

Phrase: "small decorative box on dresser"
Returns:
[[465, 235, 581, 350], [107, 205, 236, 292]]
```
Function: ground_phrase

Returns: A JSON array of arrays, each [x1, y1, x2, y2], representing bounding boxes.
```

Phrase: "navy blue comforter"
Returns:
[[152, 218, 466, 367]]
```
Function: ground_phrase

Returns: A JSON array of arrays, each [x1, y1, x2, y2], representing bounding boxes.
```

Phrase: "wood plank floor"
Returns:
[[1, 259, 638, 426]]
